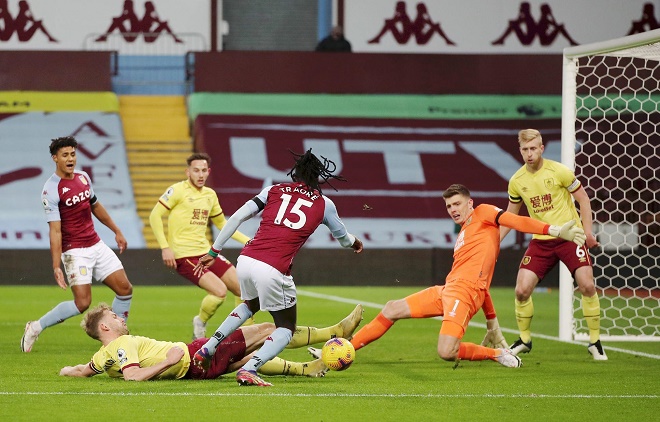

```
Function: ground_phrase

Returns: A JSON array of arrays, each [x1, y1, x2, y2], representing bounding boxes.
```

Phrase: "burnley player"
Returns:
[[192, 149, 363, 386], [502, 129, 607, 360], [149, 153, 252, 340], [21, 136, 133, 352]]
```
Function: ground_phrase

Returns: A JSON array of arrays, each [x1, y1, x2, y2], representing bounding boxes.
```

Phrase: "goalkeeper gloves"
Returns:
[[481, 317, 509, 349], [548, 219, 587, 246]]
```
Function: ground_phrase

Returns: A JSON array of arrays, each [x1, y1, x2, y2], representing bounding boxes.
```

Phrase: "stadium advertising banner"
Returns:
[[0, 112, 145, 249], [0, 0, 210, 54], [346, 0, 656, 54], [195, 114, 564, 249], [0, 91, 119, 113]]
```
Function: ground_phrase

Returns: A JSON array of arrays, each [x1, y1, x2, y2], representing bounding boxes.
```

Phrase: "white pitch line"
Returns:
[[297, 289, 660, 360], [0, 392, 656, 399]]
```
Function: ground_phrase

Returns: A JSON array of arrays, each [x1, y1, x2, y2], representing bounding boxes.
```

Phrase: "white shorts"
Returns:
[[236, 255, 297, 312], [61, 240, 124, 286]]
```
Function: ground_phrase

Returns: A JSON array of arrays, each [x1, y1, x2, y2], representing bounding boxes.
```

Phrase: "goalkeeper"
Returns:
[[501, 129, 607, 361], [347, 184, 585, 368]]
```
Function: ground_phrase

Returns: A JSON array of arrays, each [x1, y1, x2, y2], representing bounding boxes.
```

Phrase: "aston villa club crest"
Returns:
[[544, 178, 554, 189], [79, 175, 88, 185], [522, 256, 531, 265]]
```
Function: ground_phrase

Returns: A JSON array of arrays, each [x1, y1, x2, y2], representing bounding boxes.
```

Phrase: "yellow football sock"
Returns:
[[515, 297, 534, 343], [581, 293, 602, 343], [199, 294, 225, 324], [258, 357, 315, 376], [235, 295, 254, 326], [286, 324, 339, 348]]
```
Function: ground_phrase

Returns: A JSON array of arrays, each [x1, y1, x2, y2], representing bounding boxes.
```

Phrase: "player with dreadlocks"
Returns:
[[191, 149, 364, 386]]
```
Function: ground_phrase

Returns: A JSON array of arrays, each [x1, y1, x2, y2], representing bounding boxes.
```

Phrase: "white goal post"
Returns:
[[561, 29, 660, 342]]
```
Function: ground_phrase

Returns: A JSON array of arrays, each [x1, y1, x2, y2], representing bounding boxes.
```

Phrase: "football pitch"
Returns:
[[2, 285, 658, 421]]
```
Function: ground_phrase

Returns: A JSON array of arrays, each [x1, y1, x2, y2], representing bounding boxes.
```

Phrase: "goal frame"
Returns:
[[560, 29, 660, 342]]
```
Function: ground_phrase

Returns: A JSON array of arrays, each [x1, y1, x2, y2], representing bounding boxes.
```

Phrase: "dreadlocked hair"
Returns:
[[286, 149, 346, 194]]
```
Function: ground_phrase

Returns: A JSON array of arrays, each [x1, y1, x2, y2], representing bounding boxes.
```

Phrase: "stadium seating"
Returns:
[[119, 95, 192, 247]]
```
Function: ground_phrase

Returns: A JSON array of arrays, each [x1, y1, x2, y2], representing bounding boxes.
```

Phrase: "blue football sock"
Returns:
[[112, 294, 132, 322], [204, 303, 253, 354], [242, 327, 293, 372], [38, 301, 81, 329]]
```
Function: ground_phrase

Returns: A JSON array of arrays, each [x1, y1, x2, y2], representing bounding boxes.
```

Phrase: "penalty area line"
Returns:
[[297, 289, 660, 360], [0, 392, 656, 399]]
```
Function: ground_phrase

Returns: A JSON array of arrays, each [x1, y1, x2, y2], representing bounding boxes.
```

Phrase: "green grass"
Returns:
[[1, 285, 659, 421]]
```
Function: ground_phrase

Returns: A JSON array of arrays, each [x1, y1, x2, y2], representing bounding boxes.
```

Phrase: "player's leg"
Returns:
[[196, 272, 227, 337], [95, 242, 132, 322], [562, 245, 607, 360], [176, 256, 227, 338], [216, 259, 254, 326], [351, 286, 442, 350], [512, 268, 539, 350], [235, 305, 295, 386], [511, 239, 557, 354], [437, 285, 473, 361], [576, 266, 603, 342], [259, 356, 329, 378], [102, 270, 132, 321], [287, 304, 364, 348], [219, 322, 328, 378], [193, 257, 260, 367], [235, 264, 298, 386], [437, 285, 516, 366], [21, 248, 98, 352]]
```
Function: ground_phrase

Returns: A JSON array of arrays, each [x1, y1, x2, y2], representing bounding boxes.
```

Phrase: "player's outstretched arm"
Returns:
[[500, 201, 523, 242], [60, 363, 96, 377]]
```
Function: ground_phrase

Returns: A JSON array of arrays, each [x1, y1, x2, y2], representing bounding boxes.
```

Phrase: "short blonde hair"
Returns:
[[518, 129, 542, 146], [81, 303, 112, 341]]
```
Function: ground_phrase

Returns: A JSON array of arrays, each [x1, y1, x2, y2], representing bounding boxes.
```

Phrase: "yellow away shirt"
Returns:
[[150, 180, 249, 259], [89, 335, 190, 380], [507, 159, 582, 240]]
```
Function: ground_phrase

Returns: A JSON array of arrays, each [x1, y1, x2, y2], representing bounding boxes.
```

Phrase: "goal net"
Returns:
[[560, 29, 660, 342]]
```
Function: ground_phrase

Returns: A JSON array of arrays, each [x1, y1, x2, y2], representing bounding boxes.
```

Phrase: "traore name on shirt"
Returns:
[[278, 185, 320, 201]]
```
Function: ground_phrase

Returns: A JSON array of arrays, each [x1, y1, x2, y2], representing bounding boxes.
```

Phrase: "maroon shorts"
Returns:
[[520, 238, 592, 281], [176, 254, 233, 286], [185, 330, 248, 380]]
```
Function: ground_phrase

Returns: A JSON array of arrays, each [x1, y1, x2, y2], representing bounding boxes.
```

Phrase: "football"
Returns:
[[321, 337, 355, 371]]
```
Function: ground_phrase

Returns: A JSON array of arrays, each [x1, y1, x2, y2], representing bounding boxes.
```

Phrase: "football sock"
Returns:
[[235, 296, 254, 326], [258, 356, 315, 376], [242, 327, 293, 372], [286, 320, 344, 348], [515, 297, 534, 343], [204, 302, 252, 354], [112, 294, 132, 322], [350, 312, 394, 351], [38, 300, 80, 329], [581, 293, 602, 343], [199, 294, 225, 324], [458, 342, 498, 361]]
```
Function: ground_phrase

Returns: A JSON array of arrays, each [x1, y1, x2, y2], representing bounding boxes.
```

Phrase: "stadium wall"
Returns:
[[0, 51, 112, 91], [193, 52, 563, 95], [0, 249, 554, 288]]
